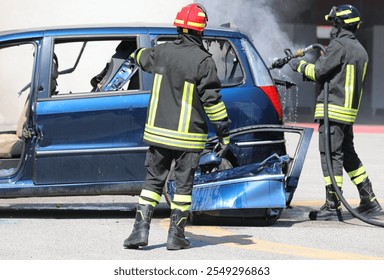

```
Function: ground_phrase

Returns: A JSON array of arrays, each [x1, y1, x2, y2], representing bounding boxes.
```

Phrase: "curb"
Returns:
[[286, 122, 384, 133]]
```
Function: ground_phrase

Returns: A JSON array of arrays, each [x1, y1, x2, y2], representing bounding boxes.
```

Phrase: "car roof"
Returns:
[[0, 24, 246, 42]]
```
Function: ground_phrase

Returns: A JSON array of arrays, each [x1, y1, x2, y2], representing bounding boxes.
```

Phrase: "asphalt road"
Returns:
[[0, 128, 384, 262]]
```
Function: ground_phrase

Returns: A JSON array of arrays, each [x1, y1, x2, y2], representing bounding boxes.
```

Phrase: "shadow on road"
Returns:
[[0, 202, 171, 219], [1, 202, 383, 229]]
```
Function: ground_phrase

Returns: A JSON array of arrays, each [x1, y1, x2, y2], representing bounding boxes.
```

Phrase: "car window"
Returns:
[[0, 43, 35, 131], [204, 39, 243, 87], [52, 39, 138, 97], [156, 37, 244, 87], [242, 38, 274, 87]]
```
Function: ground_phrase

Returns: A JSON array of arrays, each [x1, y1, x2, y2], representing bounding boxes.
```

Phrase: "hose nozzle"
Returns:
[[294, 43, 326, 57], [294, 45, 315, 57], [269, 44, 323, 70]]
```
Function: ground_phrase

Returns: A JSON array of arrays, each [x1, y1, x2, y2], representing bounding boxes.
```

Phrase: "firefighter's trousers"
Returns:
[[318, 120, 368, 187], [142, 145, 201, 197]]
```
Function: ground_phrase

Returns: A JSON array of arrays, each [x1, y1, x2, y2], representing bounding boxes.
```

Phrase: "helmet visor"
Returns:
[[325, 6, 337, 22]]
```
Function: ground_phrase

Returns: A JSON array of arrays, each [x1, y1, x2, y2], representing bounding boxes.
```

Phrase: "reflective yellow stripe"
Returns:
[[204, 101, 228, 121], [171, 202, 191, 211], [138, 198, 157, 207], [304, 64, 316, 81], [336, 10, 352, 16], [178, 82, 194, 133], [358, 62, 368, 109], [223, 135, 230, 145], [345, 64, 355, 108], [362, 62, 368, 81], [174, 19, 184, 25], [171, 194, 192, 212], [144, 133, 206, 150], [315, 103, 358, 123], [348, 166, 368, 185], [325, 176, 343, 187], [187, 21, 205, 28], [347, 166, 366, 178], [297, 60, 307, 73], [352, 173, 368, 185], [344, 17, 360, 24], [144, 125, 207, 150], [197, 12, 206, 18], [145, 125, 207, 141], [136, 48, 146, 68], [148, 74, 162, 126], [176, 216, 189, 226], [139, 189, 161, 207], [140, 189, 162, 203], [173, 194, 192, 203], [204, 102, 225, 114]]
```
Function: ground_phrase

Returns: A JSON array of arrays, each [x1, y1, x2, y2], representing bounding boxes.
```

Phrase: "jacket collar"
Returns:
[[175, 33, 203, 47], [336, 28, 356, 40]]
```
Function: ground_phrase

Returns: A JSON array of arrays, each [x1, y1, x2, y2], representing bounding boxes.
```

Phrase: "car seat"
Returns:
[[90, 40, 139, 92], [0, 98, 29, 158], [51, 53, 59, 95], [0, 53, 57, 158]]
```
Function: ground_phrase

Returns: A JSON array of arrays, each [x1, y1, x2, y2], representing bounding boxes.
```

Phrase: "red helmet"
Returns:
[[173, 3, 208, 32]]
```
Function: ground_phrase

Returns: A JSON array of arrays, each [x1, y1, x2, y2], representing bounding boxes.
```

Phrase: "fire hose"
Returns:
[[269, 45, 318, 70], [272, 44, 384, 227]]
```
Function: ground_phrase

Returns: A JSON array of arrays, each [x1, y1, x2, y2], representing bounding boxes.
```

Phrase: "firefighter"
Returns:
[[289, 4, 382, 220], [123, 3, 230, 250]]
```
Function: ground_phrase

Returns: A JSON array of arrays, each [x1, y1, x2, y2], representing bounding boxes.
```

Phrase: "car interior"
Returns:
[[52, 39, 140, 96]]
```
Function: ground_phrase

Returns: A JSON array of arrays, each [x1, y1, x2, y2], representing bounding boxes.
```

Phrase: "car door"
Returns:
[[33, 34, 153, 188]]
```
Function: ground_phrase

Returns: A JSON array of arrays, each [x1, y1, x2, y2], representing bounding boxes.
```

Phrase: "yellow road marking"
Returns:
[[291, 199, 360, 207], [159, 218, 383, 260]]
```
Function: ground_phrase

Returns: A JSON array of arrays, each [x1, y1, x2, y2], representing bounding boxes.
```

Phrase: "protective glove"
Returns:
[[289, 59, 306, 73], [128, 52, 136, 65], [288, 58, 300, 71], [212, 119, 231, 158], [214, 142, 229, 158], [212, 119, 231, 140]]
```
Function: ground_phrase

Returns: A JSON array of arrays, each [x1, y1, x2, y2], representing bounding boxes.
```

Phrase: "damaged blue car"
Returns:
[[0, 25, 312, 225]]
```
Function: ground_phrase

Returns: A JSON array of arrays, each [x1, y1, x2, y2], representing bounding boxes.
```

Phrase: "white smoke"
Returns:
[[198, 0, 317, 122], [198, 0, 310, 65]]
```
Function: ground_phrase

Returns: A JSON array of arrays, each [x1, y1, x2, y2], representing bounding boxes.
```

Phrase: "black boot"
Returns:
[[123, 204, 154, 249], [355, 178, 382, 215], [166, 209, 190, 250], [309, 185, 343, 221]]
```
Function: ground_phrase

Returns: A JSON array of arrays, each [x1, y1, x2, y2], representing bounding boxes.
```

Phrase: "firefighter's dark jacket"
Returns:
[[132, 34, 229, 152], [298, 29, 368, 124]]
